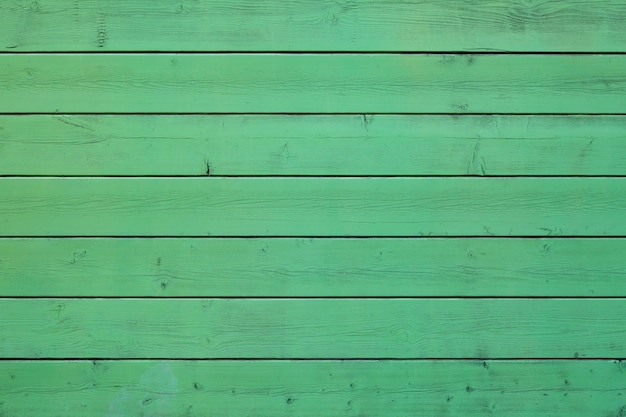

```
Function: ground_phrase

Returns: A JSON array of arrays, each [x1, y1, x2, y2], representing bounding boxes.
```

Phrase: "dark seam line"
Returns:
[[0, 111, 626, 118], [1, 235, 625, 239], [2, 296, 626, 300], [3, 51, 626, 55], [2, 175, 626, 178], [0, 357, 620, 361], [1, 112, 625, 116]]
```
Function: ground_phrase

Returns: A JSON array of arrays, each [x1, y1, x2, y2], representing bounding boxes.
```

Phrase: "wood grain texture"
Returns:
[[1, 360, 625, 416], [2, 54, 626, 113], [0, 298, 626, 359], [2, 238, 626, 297], [1, 177, 625, 236], [2, 0, 626, 52], [1, 299, 624, 358], [2, 115, 626, 176], [3, 1, 625, 416]]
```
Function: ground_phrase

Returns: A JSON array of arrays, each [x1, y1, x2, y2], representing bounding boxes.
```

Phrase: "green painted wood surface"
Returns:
[[1, 298, 624, 358], [1, 360, 625, 416], [2, 115, 626, 176], [1, 178, 625, 236], [2, 54, 626, 113], [3, 1, 625, 414], [2, 0, 626, 52], [2, 238, 626, 297]]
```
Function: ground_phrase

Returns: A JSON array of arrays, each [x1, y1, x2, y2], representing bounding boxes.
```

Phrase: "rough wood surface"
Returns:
[[1, 298, 624, 358], [1, 360, 625, 416], [2, 238, 626, 297], [2, 1, 625, 416], [2, 0, 626, 52], [1, 115, 625, 176], [1, 177, 625, 236], [2, 54, 626, 113]]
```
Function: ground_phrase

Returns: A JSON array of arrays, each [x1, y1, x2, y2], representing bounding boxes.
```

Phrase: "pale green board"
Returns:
[[2, 54, 626, 113], [1, 115, 625, 176], [1, 299, 624, 358], [1, 238, 625, 297], [1, 360, 625, 416], [0, 178, 624, 236], [2, 0, 626, 52]]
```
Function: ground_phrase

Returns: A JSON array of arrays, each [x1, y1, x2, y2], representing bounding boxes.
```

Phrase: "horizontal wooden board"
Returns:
[[2, 0, 626, 52], [0, 178, 625, 236], [1, 299, 625, 358], [2, 238, 626, 297], [1, 360, 625, 416], [2, 115, 626, 176], [2, 54, 626, 113]]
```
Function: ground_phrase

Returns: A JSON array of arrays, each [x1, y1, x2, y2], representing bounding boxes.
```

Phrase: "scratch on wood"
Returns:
[[70, 250, 87, 264], [52, 116, 95, 133], [281, 143, 290, 158], [539, 227, 564, 236], [96, 13, 108, 48], [580, 138, 595, 158], [361, 114, 371, 135], [73, 0, 80, 22], [52, 303, 65, 319], [467, 137, 487, 175]]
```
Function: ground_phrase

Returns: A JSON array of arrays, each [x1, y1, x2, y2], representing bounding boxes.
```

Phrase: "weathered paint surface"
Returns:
[[1, 54, 626, 113], [2, 238, 625, 297], [0, 1, 624, 416], [1, 298, 626, 358], [1, 360, 626, 416], [1, 115, 624, 176], [2, 0, 626, 52]]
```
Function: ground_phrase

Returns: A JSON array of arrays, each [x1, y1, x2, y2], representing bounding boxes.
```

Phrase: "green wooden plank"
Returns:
[[2, 115, 626, 176], [0, 178, 625, 236], [1, 299, 624, 358], [1, 360, 625, 416], [2, 238, 626, 297], [1, 54, 626, 113], [2, 0, 626, 52]]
